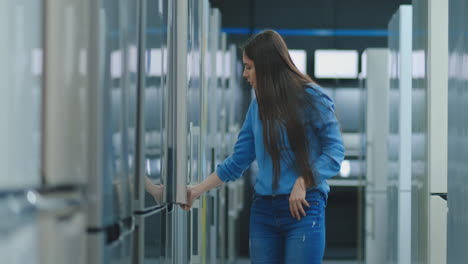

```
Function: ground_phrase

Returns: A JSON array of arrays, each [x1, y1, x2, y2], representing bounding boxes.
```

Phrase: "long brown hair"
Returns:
[[242, 30, 321, 190]]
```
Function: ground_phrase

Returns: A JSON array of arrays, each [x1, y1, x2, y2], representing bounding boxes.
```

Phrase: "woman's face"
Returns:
[[242, 53, 257, 89]]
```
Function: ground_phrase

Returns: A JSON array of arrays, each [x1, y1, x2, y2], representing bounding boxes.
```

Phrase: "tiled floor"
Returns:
[[323, 261, 358, 264], [234, 258, 357, 264]]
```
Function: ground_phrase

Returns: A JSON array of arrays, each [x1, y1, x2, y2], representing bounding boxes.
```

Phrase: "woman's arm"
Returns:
[[181, 100, 257, 210], [215, 101, 257, 182], [314, 114, 345, 181], [288, 90, 345, 220], [313, 93, 345, 181], [181, 171, 223, 211]]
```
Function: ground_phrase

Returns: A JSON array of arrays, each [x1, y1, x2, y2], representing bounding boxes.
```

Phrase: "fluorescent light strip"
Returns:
[[222, 28, 388, 37]]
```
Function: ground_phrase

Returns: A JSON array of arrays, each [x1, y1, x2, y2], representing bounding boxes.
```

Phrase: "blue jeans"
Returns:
[[249, 190, 326, 264]]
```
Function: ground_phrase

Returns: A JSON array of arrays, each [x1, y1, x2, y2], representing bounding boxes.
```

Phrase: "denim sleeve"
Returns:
[[216, 101, 256, 182], [313, 96, 345, 181]]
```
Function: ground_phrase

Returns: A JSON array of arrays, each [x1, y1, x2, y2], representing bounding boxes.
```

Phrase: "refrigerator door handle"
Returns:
[[190, 199, 201, 263], [34, 191, 83, 213], [187, 122, 193, 184], [187, 123, 200, 185], [430, 192, 448, 201]]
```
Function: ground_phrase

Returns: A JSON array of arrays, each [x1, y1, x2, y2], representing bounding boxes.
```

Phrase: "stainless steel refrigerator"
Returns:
[[86, 0, 139, 263], [0, 1, 89, 263]]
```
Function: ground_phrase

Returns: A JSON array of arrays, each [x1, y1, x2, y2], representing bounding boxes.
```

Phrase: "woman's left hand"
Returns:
[[289, 177, 310, 220], [180, 185, 202, 211]]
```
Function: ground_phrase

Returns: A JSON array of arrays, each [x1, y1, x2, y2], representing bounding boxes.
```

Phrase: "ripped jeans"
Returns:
[[249, 190, 326, 264]]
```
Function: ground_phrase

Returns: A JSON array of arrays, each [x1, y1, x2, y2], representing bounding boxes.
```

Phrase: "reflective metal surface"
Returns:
[[42, 0, 91, 186], [387, 6, 412, 263], [0, 195, 38, 264], [413, 0, 449, 263], [1, 0, 246, 263], [411, 1, 429, 262], [137, 0, 169, 210], [447, 0, 468, 262], [363, 48, 389, 264], [0, 0, 42, 189]]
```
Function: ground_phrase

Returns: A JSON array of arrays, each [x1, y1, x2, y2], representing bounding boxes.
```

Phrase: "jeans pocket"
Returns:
[[308, 200, 320, 207], [306, 199, 322, 209], [305, 199, 323, 217]]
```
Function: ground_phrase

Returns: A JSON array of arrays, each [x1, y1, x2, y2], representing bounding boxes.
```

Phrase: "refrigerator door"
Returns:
[[87, 0, 130, 228], [87, 210, 134, 264], [136, 0, 169, 211], [0, 194, 39, 264], [42, 0, 91, 186], [164, 0, 189, 204], [187, 0, 202, 187], [0, 192, 86, 264], [104, 230, 135, 264], [37, 191, 86, 264], [226, 44, 241, 135], [88, 230, 126, 264], [0, 0, 42, 190], [448, 0, 468, 261], [363, 49, 390, 263], [387, 7, 413, 263], [186, 1, 207, 262], [334, 88, 362, 133], [206, 9, 222, 263], [133, 208, 166, 264], [191, 1, 210, 262], [120, 0, 139, 221], [207, 9, 221, 172], [120, 228, 135, 264]]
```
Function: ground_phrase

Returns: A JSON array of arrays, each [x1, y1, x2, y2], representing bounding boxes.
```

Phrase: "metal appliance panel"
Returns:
[[119, 0, 140, 221], [42, 0, 91, 186], [388, 6, 413, 263], [447, 0, 467, 262], [413, 0, 449, 263], [411, 2, 429, 260], [37, 192, 86, 264], [334, 88, 362, 133], [0, 0, 42, 189], [133, 209, 165, 264], [137, 0, 169, 211], [363, 48, 389, 264], [87, 0, 129, 227], [88, 229, 132, 264], [0, 195, 38, 264], [0, 192, 86, 264]]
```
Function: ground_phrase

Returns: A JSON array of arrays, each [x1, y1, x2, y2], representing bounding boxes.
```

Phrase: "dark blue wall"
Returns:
[[214, 0, 412, 86]]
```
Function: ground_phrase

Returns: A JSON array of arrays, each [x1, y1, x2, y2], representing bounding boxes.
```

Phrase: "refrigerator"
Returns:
[[447, 0, 468, 262], [412, 0, 449, 263], [132, 0, 170, 263], [387, 6, 412, 263], [86, 0, 139, 263], [362, 48, 389, 264], [0, 1, 89, 263], [133, 0, 209, 263]]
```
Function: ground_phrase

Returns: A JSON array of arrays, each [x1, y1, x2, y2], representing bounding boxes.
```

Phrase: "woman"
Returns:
[[181, 30, 345, 263]]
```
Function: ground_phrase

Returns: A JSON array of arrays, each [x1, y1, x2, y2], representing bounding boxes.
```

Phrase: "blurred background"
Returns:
[[1, 0, 466, 263]]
